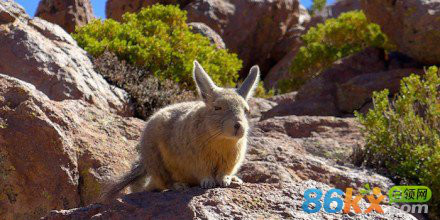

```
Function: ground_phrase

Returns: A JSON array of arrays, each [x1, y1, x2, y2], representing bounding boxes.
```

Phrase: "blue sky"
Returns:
[[15, 0, 335, 19]]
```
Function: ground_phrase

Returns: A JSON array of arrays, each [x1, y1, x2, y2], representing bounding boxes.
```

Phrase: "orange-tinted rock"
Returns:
[[262, 48, 423, 118], [105, 0, 192, 21], [35, 0, 95, 33], [0, 74, 144, 220], [42, 116, 415, 220], [0, 0, 131, 116], [188, 22, 225, 49], [185, 0, 301, 77], [362, 0, 440, 64]]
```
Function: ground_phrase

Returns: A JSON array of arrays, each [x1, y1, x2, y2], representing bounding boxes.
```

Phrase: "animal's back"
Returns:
[[142, 100, 204, 145]]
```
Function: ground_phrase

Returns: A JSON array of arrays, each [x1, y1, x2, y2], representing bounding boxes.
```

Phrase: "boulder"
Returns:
[[267, 91, 297, 105], [105, 0, 193, 21], [263, 38, 302, 89], [247, 97, 277, 120], [361, 0, 440, 64], [35, 0, 95, 33], [262, 47, 423, 118], [336, 68, 420, 112], [43, 181, 415, 220], [317, 0, 361, 19], [306, 0, 361, 30], [0, 0, 131, 116], [185, 0, 301, 77], [264, 4, 310, 88], [299, 4, 311, 25], [188, 22, 225, 49], [0, 74, 144, 220], [0, 0, 28, 24], [42, 116, 416, 220]]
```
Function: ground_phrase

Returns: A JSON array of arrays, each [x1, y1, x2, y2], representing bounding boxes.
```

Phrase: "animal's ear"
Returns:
[[238, 65, 260, 100], [193, 60, 218, 101]]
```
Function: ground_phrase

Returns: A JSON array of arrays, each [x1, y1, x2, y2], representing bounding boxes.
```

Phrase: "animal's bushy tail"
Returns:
[[100, 162, 146, 201]]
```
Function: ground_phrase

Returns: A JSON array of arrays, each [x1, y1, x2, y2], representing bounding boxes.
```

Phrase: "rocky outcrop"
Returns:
[[264, 4, 309, 88], [316, 0, 361, 20], [361, 0, 440, 64], [263, 36, 302, 89], [247, 97, 277, 120], [336, 68, 419, 112], [42, 116, 416, 220], [0, 0, 130, 116], [44, 181, 415, 220], [262, 47, 423, 118], [304, 0, 361, 32], [0, 74, 144, 220], [298, 4, 311, 25], [105, 0, 193, 21], [185, 0, 301, 77], [35, 0, 95, 33], [188, 22, 225, 49]]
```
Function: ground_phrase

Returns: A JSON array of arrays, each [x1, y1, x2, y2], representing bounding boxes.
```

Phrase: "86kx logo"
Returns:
[[302, 184, 431, 214]]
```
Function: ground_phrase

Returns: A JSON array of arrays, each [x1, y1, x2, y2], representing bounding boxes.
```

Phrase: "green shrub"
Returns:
[[73, 4, 242, 88], [254, 82, 275, 98], [93, 51, 194, 119], [356, 67, 440, 219], [281, 11, 390, 92]]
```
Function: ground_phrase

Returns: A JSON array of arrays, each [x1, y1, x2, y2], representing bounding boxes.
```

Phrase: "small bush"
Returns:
[[281, 11, 391, 92], [73, 4, 242, 88], [254, 82, 275, 98], [356, 67, 440, 219], [93, 51, 194, 119]]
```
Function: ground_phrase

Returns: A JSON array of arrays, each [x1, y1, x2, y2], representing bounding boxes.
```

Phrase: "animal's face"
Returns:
[[207, 90, 251, 138], [193, 61, 260, 140]]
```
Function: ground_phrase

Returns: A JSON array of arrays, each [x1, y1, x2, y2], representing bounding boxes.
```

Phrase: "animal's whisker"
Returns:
[[187, 126, 221, 142], [188, 129, 222, 147]]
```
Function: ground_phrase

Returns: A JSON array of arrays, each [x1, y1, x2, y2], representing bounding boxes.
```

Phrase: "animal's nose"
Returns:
[[234, 123, 241, 130]]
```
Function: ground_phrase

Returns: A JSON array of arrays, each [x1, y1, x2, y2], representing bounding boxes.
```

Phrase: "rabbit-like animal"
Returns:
[[103, 61, 260, 199]]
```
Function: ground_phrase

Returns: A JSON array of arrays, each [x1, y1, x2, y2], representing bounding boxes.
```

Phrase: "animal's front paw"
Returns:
[[173, 182, 190, 191], [230, 175, 243, 185], [200, 177, 216, 189], [217, 176, 232, 187]]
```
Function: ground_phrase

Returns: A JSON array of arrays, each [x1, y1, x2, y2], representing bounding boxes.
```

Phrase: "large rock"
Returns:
[[299, 4, 311, 25], [35, 0, 95, 33], [105, 0, 193, 21], [305, 0, 361, 31], [336, 68, 420, 112], [262, 47, 423, 118], [317, 0, 361, 19], [43, 182, 415, 220], [185, 0, 301, 76], [188, 22, 225, 49], [0, 0, 130, 116], [263, 34, 302, 89], [264, 4, 310, 88], [0, 74, 144, 220], [43, 116, 416, 220], [361, 0, 440, 64], [247, 97, 277, 120]]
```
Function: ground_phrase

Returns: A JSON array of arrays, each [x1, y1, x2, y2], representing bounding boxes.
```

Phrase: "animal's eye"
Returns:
[[214, 106, 222, 111], [245, 109, 250, 115]]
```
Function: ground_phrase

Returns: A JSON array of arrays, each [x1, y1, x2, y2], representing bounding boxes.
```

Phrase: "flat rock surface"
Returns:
[[42, 115, 416, 220]]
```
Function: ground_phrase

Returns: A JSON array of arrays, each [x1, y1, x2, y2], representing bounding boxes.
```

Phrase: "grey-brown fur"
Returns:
[[102, 61, 260, 199]]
